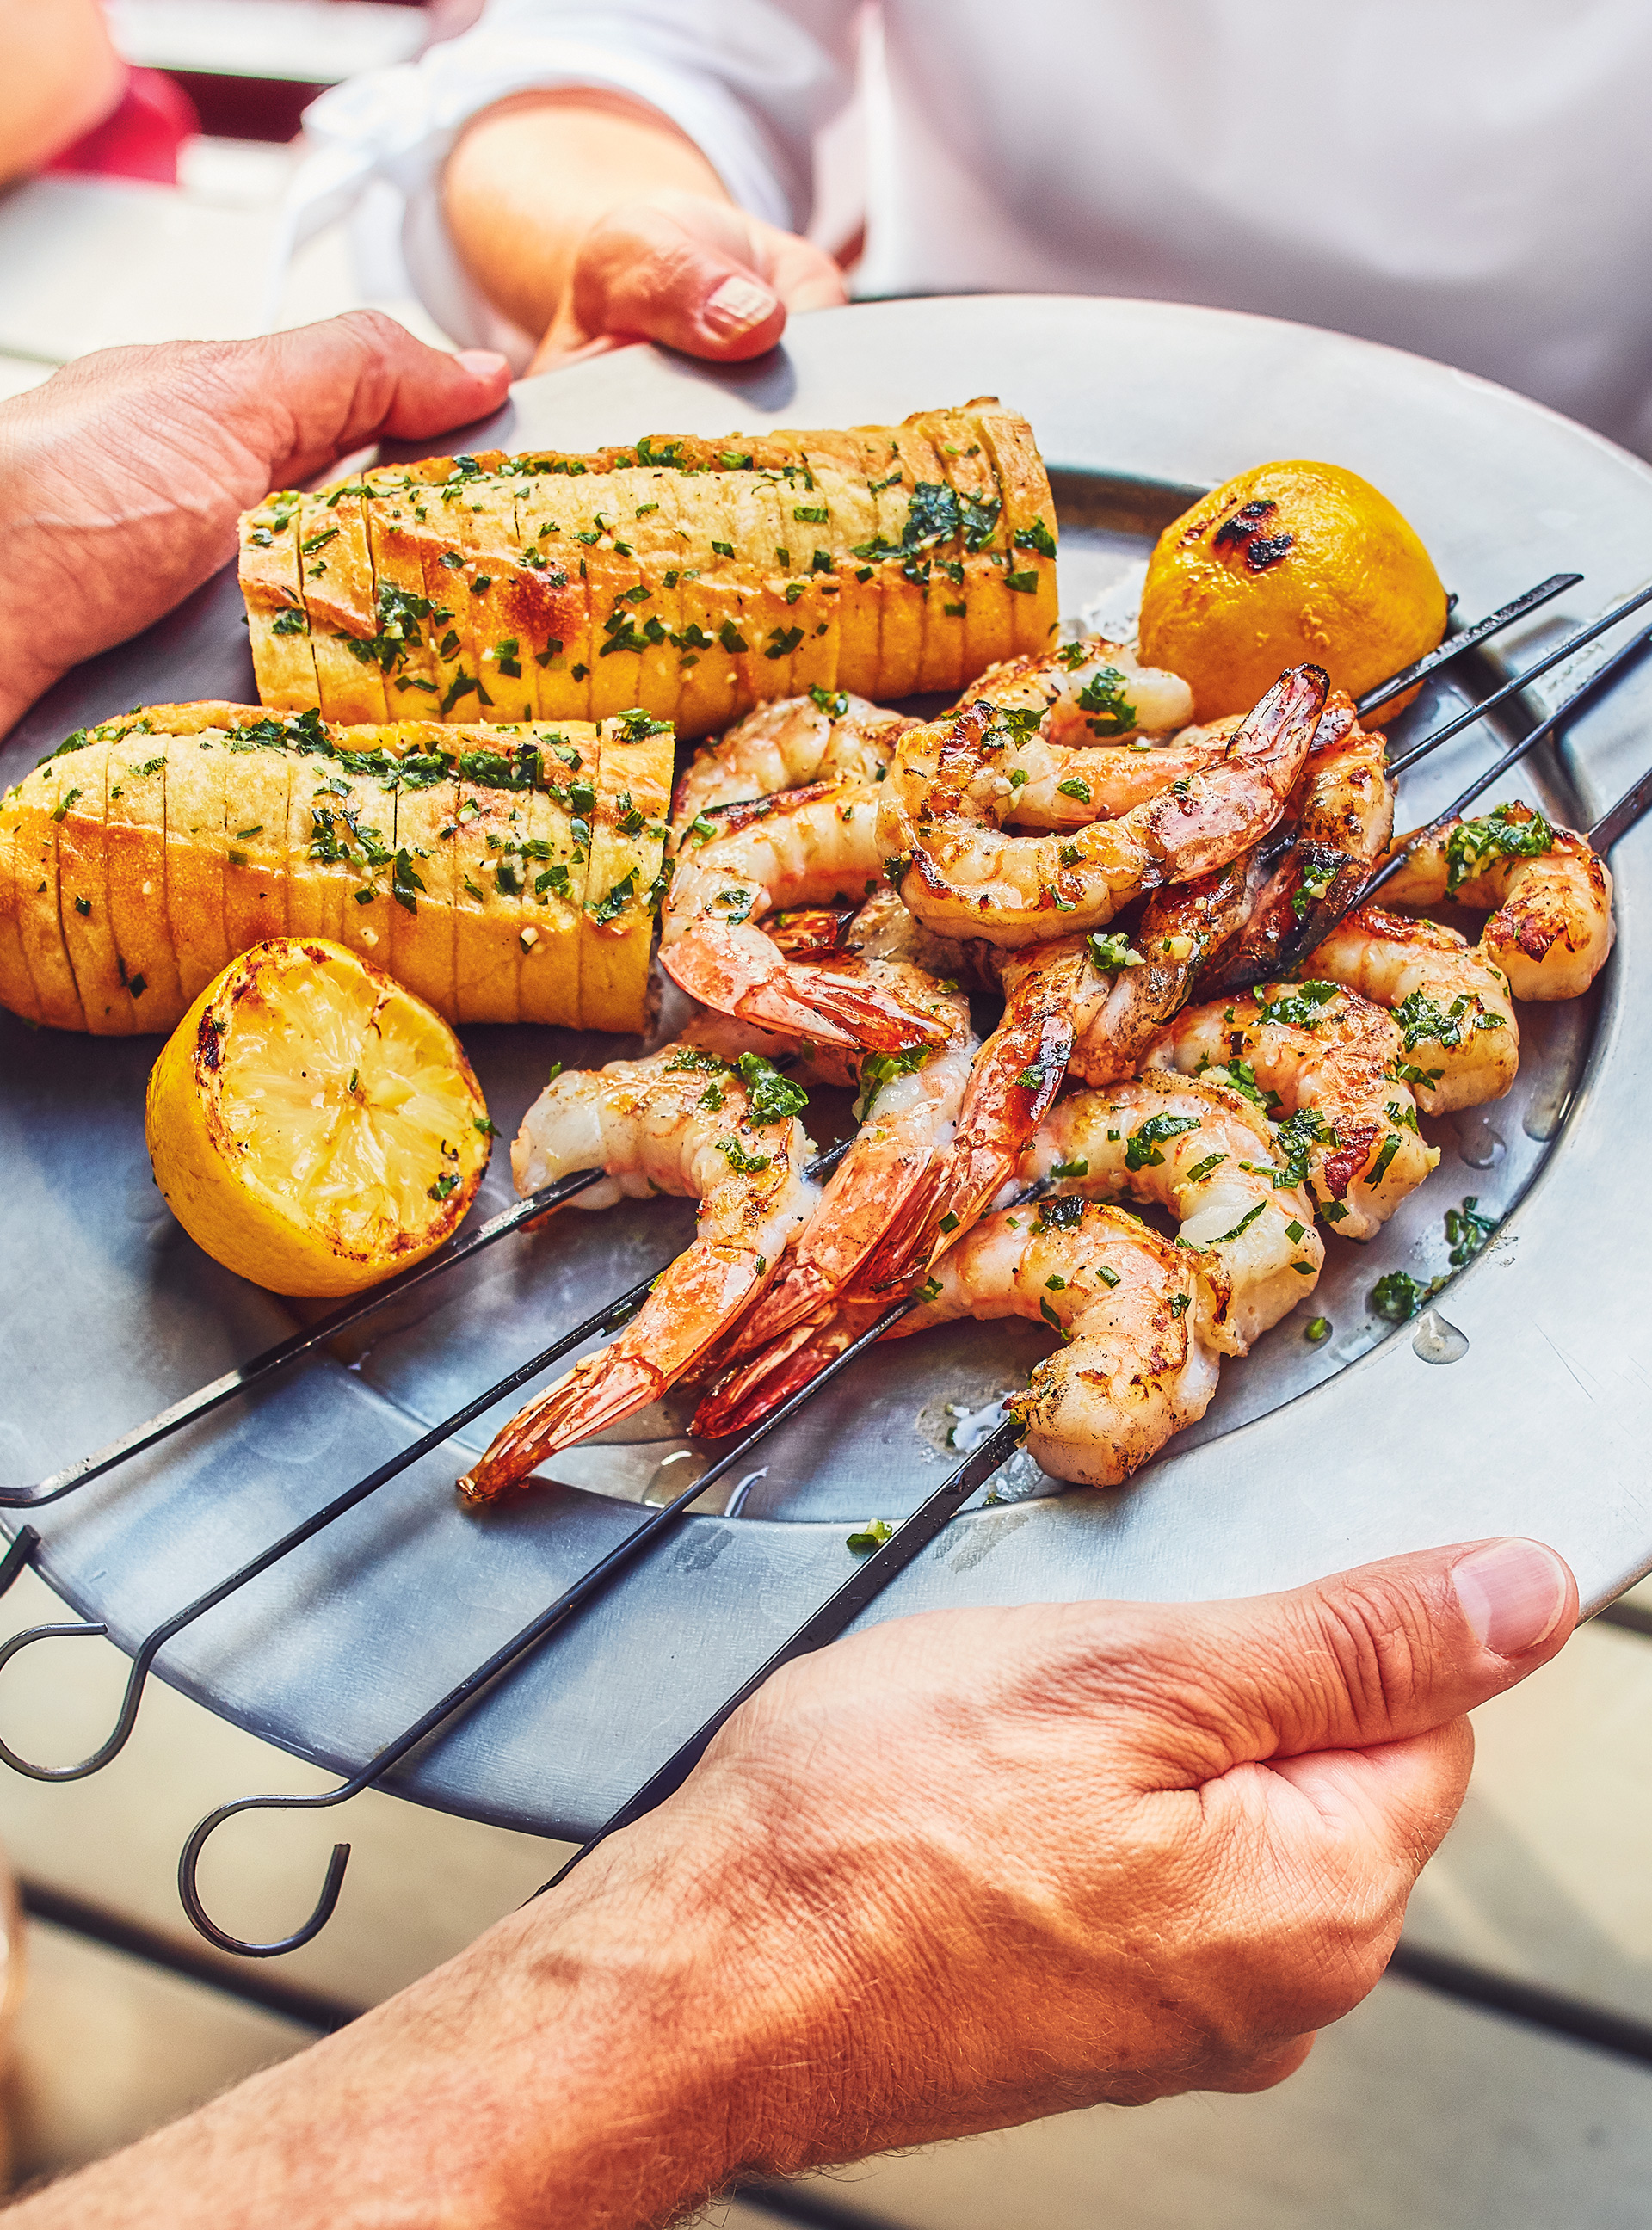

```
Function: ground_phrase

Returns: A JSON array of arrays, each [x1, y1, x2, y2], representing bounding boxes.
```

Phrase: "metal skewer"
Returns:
[[1353, 571, 1581, 717], [0, 1165, 606, 1513], [0, 1139, 854, 1781], [176, 1287, 915, 1957], [539, 1414, 1026, 1889], [1385, 578, 1652, 777], [1345, 622, 1652, 926]]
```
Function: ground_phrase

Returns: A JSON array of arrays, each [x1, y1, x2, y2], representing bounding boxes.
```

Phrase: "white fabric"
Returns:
[[293, 0, 1652, 453]]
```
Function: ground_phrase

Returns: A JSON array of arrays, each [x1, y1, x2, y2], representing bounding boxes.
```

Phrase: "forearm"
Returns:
[[444, 91, 733, 341], [7, 1827, 807, 2230]]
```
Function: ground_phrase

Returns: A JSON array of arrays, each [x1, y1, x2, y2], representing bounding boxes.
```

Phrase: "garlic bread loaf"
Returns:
[[240, 400, 1059, 740], [0, 704, 672, 1035]]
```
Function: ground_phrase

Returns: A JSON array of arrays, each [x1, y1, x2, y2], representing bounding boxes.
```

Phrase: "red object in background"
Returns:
[[44, 66, 199, 187]]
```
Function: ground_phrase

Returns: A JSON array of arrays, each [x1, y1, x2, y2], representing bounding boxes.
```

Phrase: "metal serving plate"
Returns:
[[2, 296, 1649, 1845]]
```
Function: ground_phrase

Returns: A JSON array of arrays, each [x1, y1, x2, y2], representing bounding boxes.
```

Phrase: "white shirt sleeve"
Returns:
[[288, 0, 860, 360]]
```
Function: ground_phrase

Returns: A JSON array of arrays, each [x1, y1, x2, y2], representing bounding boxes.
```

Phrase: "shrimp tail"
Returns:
[[457, 1352, 668, 1501], [459, 1241, 780, 1496], [691, 1318, 835, 1438], [663, 920, 949, 1053]]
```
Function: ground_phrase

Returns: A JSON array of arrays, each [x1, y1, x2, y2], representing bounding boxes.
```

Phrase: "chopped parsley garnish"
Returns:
[[1086, 931, 1143, 974], [588, 870, 638, 926], [1370, 1271, 1428, 1323], [1212, 1199, 1267, 1244], [737, 1052, 809, 1124], [1168, 1292, 1191, 1318], [1074, 668, 1137, 736], [1014, 516, 1058, 559], [1365, 1134, 1404, 1187], [428, 1172, 459, 1202], [1271, 1106, 1331, 1186], [1057, 775, 1092, 803], [1049, 1155, 1089, 1180], [391, 848, 425, 915], [1443, 802, 1554, 896], [809, 686, 849, 718], [853, 1045, 927, 1120], [1445, 1194, 1497, 1266], [716, 1137, 772, 1174], [1254, 980, 1339, 1031], [1392, 988, 1503, 1052], [1125, 1113, 1200, 1170], [1184, 1152, 1228, 1183]]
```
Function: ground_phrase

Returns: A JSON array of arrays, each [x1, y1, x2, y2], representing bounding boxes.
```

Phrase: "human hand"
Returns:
[[4, 1537, 1575, 2230], [531, 188, 848, 371], [0, 311, 512, 735], [645, 1534, 1575, 2169]]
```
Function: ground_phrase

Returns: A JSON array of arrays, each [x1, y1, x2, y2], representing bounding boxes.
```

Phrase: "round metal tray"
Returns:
[[3, 295, 1649, 1843]]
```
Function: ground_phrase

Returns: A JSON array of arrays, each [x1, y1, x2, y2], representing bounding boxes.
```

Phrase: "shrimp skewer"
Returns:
[[1146, 980, 1440, 1241], [891, 1198, 1225, 1488], [1381, 800, 1613, 1001], [461, 1047, 820, 1499], [662, 778, 952, 1050], [1019, 1073, 1324, 1351], [671, 693, 914, 829], [879, 664, 1328, 946], [1305, 903, 1517, 1113]]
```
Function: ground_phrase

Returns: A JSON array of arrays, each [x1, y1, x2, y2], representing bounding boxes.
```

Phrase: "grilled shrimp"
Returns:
[[854, 933, 1114, 1297], [1382, 800, 1613, 1000], [1068, 859, 1256, 1085], [671, 693, 914, 829], [1146, 980, 1439, 1241], [1306, 903, 1517, 1113], [462, 1047, 820, 1497], [661, 778, 952, 1050], [1019, 1074, 1324, 1351], [957, 638, 1195, 744], [889, 1197, 1224, 1488], [878, 664, 1328, 946], [1198, 693, 1396, 993], [689, 890, 980, 1352]]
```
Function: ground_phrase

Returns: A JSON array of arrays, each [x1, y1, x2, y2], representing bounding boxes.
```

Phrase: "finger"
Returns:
[[1266, 1715, 1475, 1877], [1194, 1534, 1569, 1757], [1110, 1537, 1576, 1781], [569, 201, 792, 360], [243, 311, 513, 484]]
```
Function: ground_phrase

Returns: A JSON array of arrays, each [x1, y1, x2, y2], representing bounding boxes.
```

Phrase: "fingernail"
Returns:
[[1452, 1539, 1570, 1655], [703, 275, 780, 336], [454, 348, 511, 379]]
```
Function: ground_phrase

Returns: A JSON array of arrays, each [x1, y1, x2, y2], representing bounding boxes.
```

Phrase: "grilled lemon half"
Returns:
[[146, 937, 490, 1296], [1138, 459, 1447, 721]]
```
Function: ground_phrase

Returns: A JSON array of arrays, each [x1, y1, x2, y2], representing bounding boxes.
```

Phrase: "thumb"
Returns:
[[1161, 1537, 1577, 1772], [564, 200, 792, 362], [240, 311, 514, 485]]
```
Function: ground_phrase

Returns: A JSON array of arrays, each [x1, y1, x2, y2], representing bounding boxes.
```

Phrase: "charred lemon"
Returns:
[[1137, 460, 1447, 720], [145, 937, 490, 1296]]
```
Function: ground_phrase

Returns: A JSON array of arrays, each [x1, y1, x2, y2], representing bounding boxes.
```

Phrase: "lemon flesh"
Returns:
[[146, 938, 490, 1296]]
